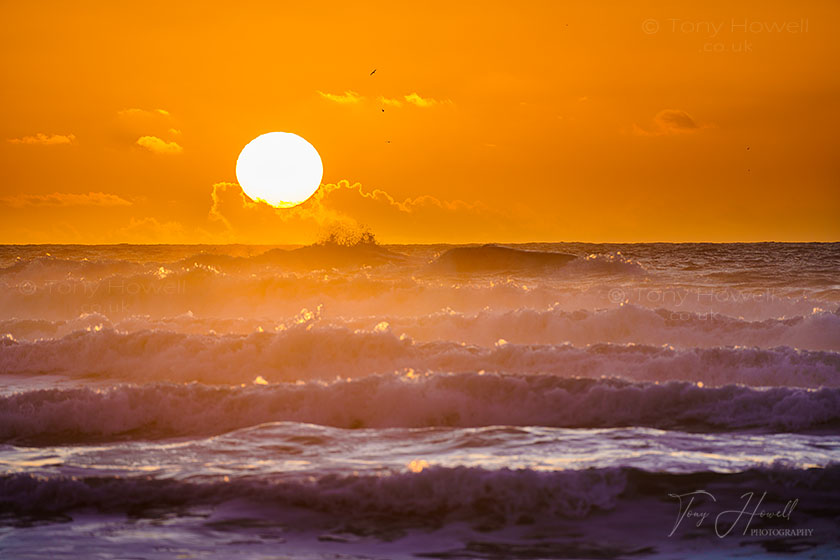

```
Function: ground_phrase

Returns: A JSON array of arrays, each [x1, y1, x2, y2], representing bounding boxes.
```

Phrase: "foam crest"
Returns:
[[2, 376, 839, 444], [1, 325, 838, 387], [2, 464, 837, 528]]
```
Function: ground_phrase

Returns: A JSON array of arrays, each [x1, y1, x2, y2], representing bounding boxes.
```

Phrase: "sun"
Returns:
[[235, 132, 323, 208]]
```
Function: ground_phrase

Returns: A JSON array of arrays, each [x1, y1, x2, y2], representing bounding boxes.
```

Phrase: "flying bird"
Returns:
[[370, 69, 376, 75]]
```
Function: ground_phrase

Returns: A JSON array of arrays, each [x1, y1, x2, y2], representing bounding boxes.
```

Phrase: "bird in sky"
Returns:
[[370, 69, 376, 75]]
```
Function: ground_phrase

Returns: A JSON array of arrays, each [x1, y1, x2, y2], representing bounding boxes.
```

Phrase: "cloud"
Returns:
[[0, 183, 538, 244], [112, 109, 180, 151], [117, 108, 171, 118], [633, 109, 705, 136], [208, 181, 338, 237], [404, 92, 450, 107], [114, 216, 210, 243], [317, 90, 364, 104], [404, 92, 435, 107], [208, 180, 533, 243], [654, 110, 699, 132], [325, 92, 451, 109], [136, 135, 184, 154], [317, 181, 484, 214], [7, 133, 76, 146], [377, 93, 451, 108], [378, 96, 403, 108], [0, 192, 132, 208]]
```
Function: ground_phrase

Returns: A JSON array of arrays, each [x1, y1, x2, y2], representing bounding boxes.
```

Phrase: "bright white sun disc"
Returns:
[[236, 132, 323, 208]]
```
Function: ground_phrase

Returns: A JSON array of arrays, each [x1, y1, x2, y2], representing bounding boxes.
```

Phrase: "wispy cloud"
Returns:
[[136, 135, 184, 154], [113, 108, 181, 151], [114, 216, 201, 243], [117, 108, 171, 118], [404, 92, 442, 107], [377, 93, 451, 108], [317, 90, 364, 104], [633, 109, 706, 136], [7, 133, 76, 146], [378, 96, 403, 108], [0, 192, 132, 208]]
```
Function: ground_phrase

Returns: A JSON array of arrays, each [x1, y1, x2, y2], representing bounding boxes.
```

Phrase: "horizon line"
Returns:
[[1, 240, 838, 247]]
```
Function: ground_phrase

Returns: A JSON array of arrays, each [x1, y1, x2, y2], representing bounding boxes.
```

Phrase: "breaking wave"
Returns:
[[1, 325, 838, 386], [2, 464, 837, 531], [2, 376, 839, 444]]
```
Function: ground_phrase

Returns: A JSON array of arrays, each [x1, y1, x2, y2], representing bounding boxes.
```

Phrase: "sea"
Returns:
[[0, 241, 838, 559]]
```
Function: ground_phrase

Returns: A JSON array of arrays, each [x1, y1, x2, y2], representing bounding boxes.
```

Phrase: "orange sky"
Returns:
[[1, 1, 838, 243]]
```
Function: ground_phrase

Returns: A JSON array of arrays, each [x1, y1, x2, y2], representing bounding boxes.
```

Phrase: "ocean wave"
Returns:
[[345, 305, 840, 351], [4, 305, 839, 351], [564, 251, 649, 275], [0, 256, 146, 282], [1, 264, 834, 323], [0, 243, 410, 285], [0, 466, 627, 522], [430, 245, 577, 273], [1, 325, 838, 386], [1, 464, 837, 531], [2, 376, 839, 444]]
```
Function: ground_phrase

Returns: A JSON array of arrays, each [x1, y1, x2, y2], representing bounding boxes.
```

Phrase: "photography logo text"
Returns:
[[668, 489, 812, 538]]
